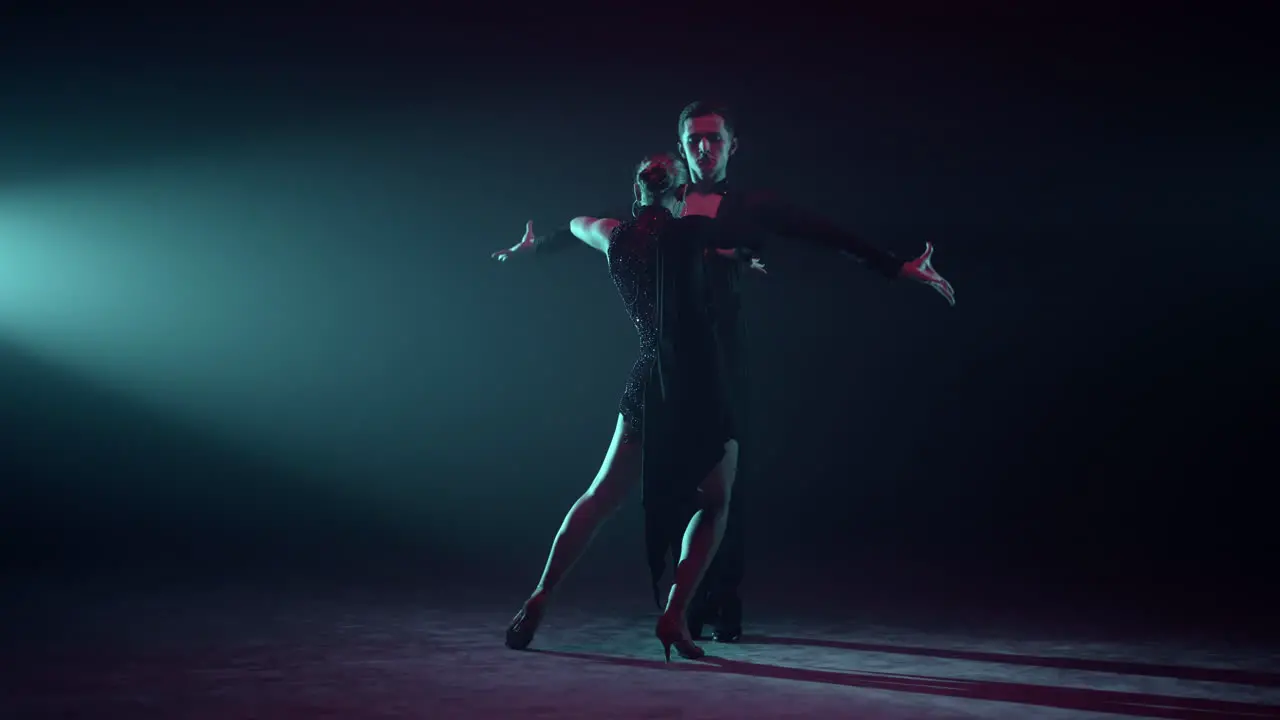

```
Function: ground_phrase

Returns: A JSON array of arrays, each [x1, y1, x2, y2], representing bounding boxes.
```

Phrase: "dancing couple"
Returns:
[[491, 101, 955, 661]]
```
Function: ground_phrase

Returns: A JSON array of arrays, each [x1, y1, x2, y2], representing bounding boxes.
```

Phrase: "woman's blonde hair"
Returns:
[[633, 153, 688, 203]]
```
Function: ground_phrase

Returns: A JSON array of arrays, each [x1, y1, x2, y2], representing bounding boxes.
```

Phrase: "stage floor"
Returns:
[[4, 581, 1279, 719]]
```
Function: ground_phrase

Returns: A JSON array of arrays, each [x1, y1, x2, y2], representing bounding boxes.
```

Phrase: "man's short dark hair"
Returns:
[[678, 100, 737, 137]]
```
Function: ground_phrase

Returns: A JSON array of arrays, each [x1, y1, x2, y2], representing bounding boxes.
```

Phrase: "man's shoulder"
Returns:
[[741, 187, 777, 201], [726, 187, 781, 211]]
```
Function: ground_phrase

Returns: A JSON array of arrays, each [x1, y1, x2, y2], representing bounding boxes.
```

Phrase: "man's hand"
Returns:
[[900, 242, 955, 306], [491, 220, 537, 262]]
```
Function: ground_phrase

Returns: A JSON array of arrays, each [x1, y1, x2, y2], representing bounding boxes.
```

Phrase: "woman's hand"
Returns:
[[712, 247, 768, 274], [491, 221, 537, 262]]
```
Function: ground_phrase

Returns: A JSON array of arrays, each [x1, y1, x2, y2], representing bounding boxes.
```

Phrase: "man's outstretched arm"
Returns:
[[743, 191, 905, 278], [742, 191, 955, 304]]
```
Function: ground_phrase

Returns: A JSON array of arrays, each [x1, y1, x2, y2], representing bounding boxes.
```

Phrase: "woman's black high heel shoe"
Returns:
[[656, 612, 705, 662], [505, 594, 546, 650]]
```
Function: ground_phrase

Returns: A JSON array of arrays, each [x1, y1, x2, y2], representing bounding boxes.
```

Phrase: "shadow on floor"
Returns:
[[536, 649, 1280, 720], [742, 635, 1280, 687]]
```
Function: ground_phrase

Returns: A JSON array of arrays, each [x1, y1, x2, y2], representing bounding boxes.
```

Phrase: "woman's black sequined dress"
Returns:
[[606, 204, 746, 605]]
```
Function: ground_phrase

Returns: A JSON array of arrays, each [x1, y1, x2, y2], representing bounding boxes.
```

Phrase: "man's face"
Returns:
[[680, 114, 737, 182]]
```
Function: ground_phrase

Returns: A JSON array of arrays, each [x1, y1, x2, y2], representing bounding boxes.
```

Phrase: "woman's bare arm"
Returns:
[[493, 215, 619, 261], [569, 217, 621, 253]]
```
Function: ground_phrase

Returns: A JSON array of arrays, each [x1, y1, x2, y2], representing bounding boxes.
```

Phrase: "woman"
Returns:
[[492, 153, 761, 660]]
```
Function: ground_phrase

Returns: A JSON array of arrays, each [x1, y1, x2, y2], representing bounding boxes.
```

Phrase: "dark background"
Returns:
[[1, 6, 1275, 626]]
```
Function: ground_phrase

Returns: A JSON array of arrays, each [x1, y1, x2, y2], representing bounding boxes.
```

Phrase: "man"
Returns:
[[498, 101, 954, 645], [670, 100, 954, 643]]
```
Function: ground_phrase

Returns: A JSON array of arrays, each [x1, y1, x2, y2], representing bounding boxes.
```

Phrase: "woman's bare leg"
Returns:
[[531, 414, 642, 597], [507, 415, 641, 649], [657, 439, 739, 657]]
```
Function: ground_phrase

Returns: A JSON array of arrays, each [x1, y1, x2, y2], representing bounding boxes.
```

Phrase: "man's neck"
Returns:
[[691, 170, 728, 192]]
